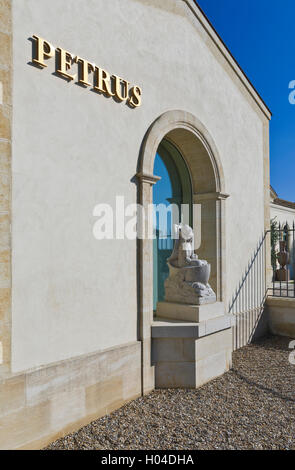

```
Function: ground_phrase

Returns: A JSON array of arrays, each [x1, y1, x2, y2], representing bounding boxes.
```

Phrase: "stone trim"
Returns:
[[0, 0, 12, 377], [270, 185, 278, 201], [0, 340, 141, 449], [266, 297, 295, 338], [136, 172, 161, 185], [194, 192, 230, 202], [262, 122, 271, 286], [152, 314, 234, 338], [139, 110, 226, 192], [266, 297, 295, 309]]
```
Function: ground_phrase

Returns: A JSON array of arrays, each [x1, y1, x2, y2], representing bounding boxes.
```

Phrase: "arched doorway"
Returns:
[[153, 139, 192, 311], [136, 110, 228, 394]]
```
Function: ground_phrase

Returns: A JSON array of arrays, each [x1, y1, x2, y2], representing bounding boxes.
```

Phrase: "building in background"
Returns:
[[269, 186, 295, 281], [270, 186, 295, 226]]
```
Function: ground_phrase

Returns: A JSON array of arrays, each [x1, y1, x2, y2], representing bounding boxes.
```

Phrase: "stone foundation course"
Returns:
[[46, 336, 295, 450]]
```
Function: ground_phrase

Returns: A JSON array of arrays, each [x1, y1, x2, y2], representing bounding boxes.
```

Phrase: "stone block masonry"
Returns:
[[0, 0, 12, 378], [0, 341, 141, 449]]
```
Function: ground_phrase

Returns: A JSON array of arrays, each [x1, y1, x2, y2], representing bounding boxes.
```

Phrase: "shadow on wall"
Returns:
[[229, 231, 268, 350]]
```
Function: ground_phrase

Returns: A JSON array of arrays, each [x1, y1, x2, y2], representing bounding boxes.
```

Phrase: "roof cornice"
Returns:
[[183, 0, 272, 120], [272, 198, 295, 210]]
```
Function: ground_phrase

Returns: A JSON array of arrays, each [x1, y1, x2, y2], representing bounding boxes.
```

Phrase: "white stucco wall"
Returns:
[[270, 203, 295, 227], [11, 0, 268, 371]]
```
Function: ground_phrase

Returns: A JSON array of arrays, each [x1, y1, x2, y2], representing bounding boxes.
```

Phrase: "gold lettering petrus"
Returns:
[[31, 35, 142, 108], [93, 67, 114, 97], [112, 75, 130, 101], [75, 57, 95, 86], [56, 48, 76, 81], [32, 35, 55, 67]]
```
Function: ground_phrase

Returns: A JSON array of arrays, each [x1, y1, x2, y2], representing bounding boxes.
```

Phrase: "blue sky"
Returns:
[[197, 0, 295, 202]]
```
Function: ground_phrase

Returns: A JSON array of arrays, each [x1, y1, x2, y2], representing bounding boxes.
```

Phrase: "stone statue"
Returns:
[[165, 224, 216, 305]]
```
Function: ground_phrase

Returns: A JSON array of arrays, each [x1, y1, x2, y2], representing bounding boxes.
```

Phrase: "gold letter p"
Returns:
[[32, 35, 55, 68]]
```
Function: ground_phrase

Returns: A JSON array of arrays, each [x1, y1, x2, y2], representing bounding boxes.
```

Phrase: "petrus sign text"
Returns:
[[31, 35, 142, 108]]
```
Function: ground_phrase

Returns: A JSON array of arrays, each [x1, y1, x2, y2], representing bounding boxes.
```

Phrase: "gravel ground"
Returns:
[[46, 335, 295, 450]]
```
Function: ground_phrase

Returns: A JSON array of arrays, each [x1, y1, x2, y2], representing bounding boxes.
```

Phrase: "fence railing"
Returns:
[[229, 233, 268, 350], [157, 224, 295, 350], [268, 222, 295, 298], [230, 223, 295, 350]]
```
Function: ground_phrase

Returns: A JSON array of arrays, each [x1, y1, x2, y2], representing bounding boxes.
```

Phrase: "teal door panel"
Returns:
[[153, 141, 192, 311]]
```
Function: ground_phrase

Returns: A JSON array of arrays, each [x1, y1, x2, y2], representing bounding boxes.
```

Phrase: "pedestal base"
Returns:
[[151, 313, 235, 389], [276, 268, 289, 281]]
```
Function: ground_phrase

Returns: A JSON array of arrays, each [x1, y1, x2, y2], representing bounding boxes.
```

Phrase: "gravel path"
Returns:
[[46, 336, 295, 450]]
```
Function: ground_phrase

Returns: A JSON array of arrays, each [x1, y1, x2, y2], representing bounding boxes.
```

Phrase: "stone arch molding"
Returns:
[[137, 110, 226, 195], [136, 110, 229, 395]]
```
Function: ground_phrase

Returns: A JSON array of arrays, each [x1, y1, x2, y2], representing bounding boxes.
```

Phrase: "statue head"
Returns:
[[174, 224, 194, 242], [180, 224, 194, 242]]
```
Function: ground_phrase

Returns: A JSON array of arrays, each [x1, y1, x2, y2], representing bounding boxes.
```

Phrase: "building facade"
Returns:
[[269, 186, 295, 281], [270, 186, 295, 227], [0, 0, 271, 449]]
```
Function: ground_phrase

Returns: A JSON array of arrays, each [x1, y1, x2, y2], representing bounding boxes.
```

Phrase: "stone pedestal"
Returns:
[[151, 311, 234, 389], [152, 224, 234, 389], [276, 268, 289, 282], [156, 301, 224, 322]]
